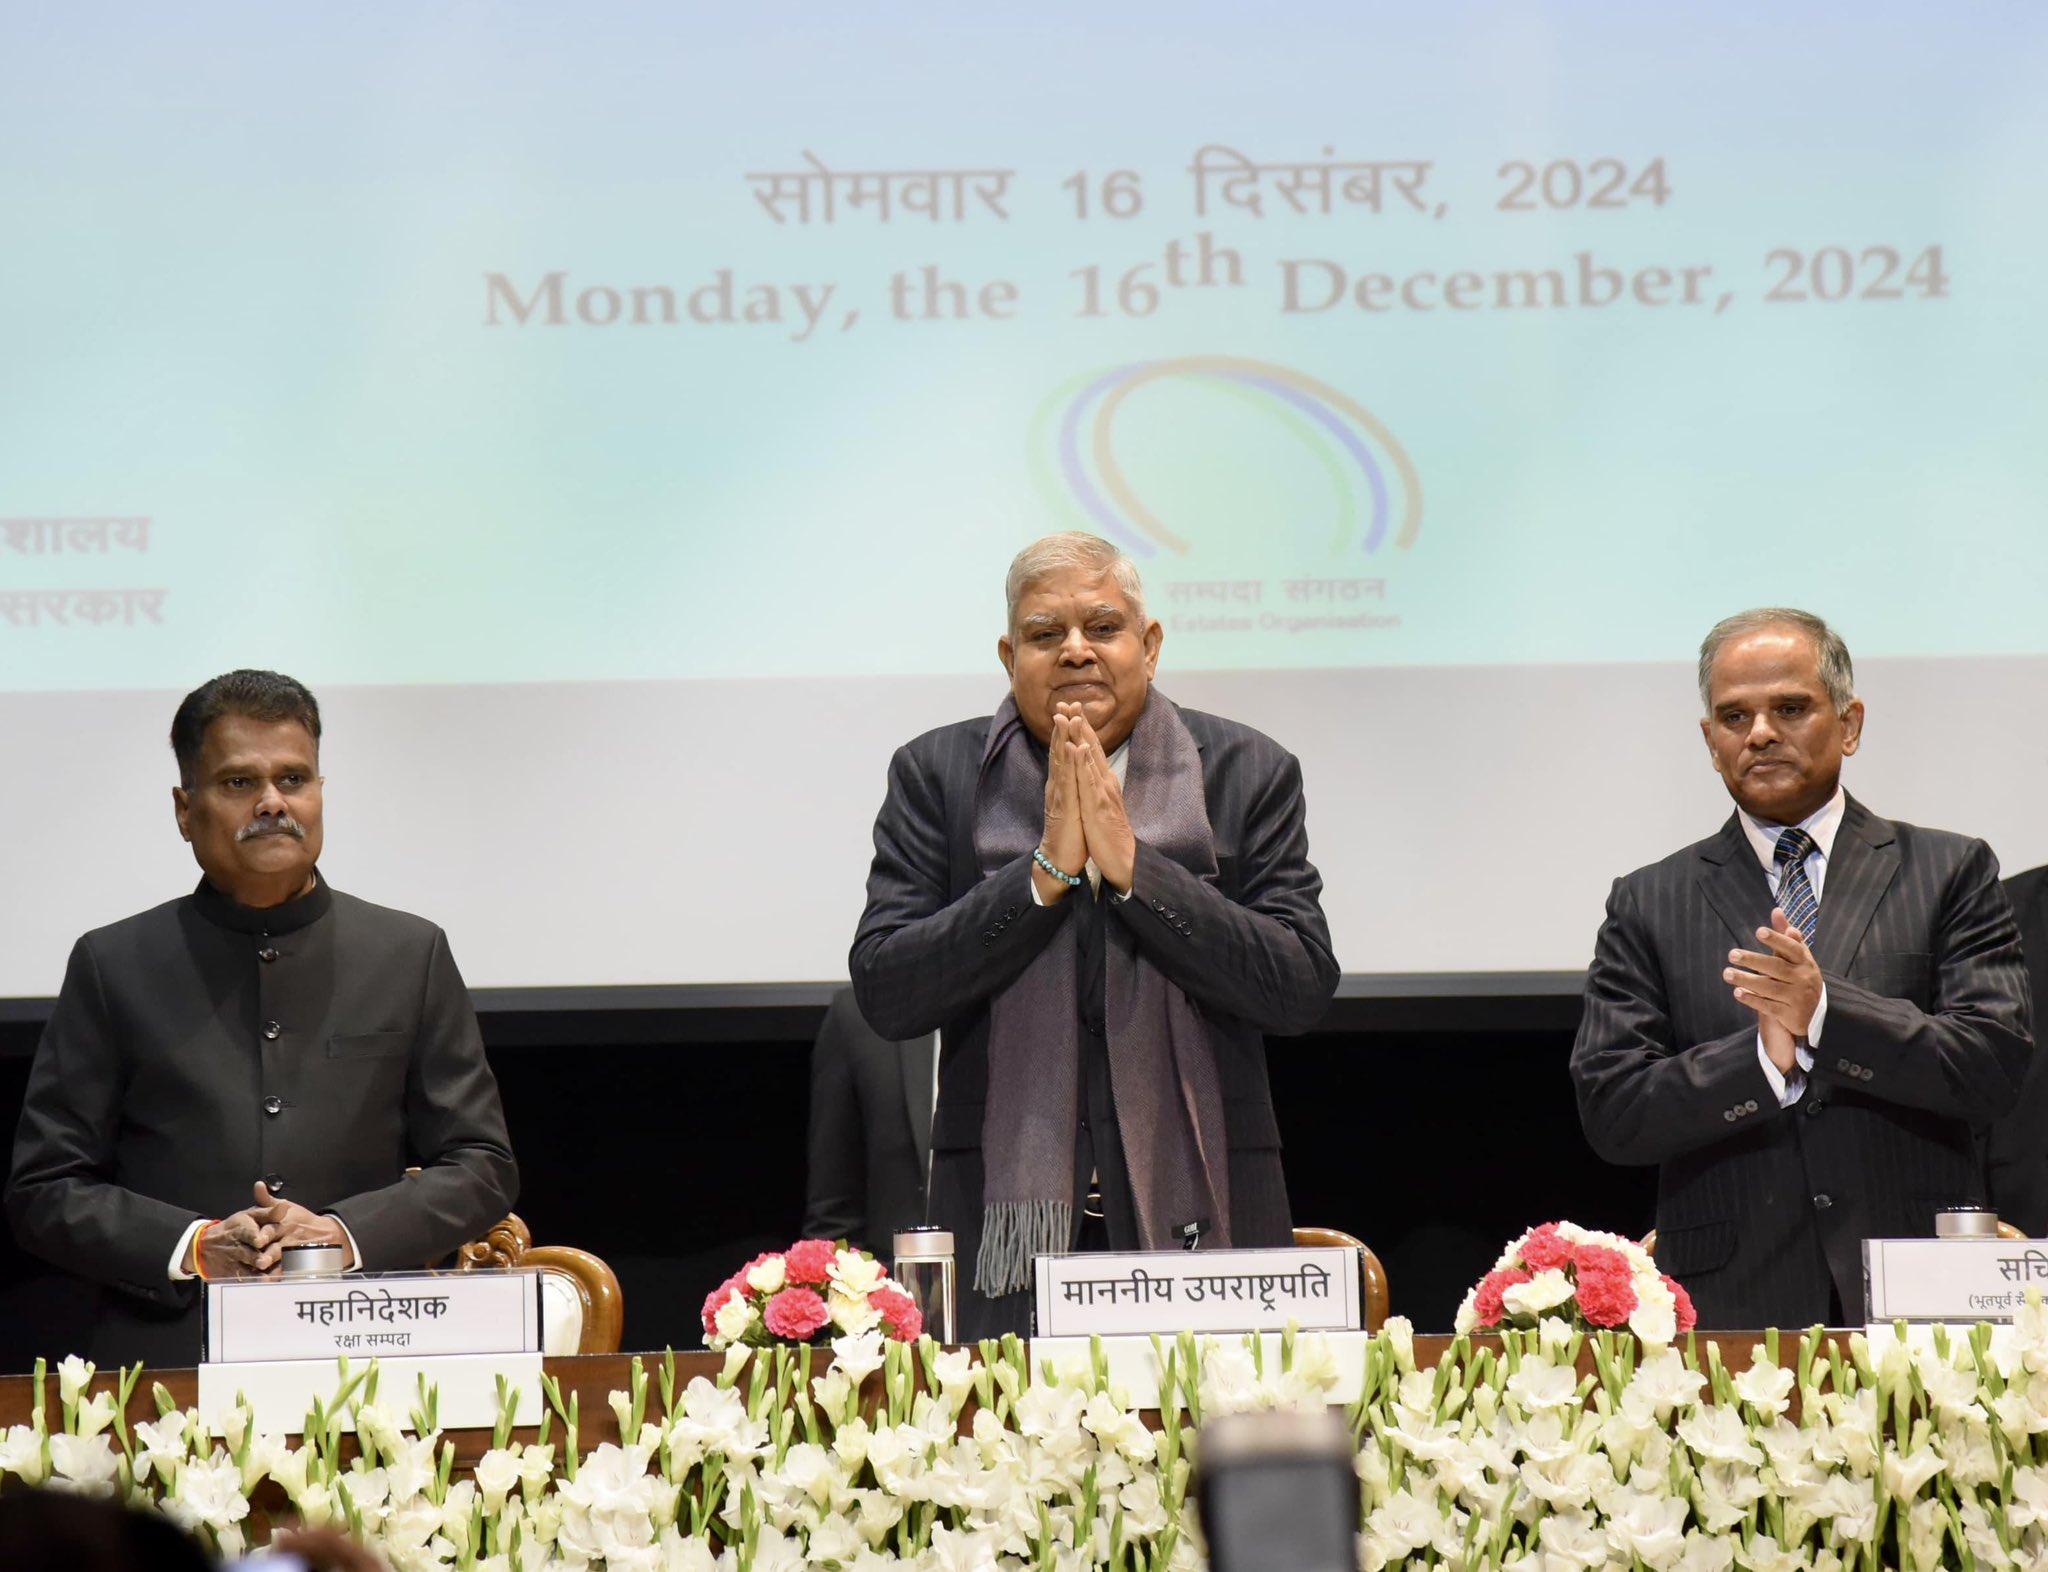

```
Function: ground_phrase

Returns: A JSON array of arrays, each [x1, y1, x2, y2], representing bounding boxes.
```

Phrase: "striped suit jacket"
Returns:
[[1571, 796, 2031, 1328], [1986, 865, 2048, 1233], [849, 697, 1339, 1340]]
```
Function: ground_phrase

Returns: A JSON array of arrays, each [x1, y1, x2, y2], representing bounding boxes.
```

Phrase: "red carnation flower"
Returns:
[[1471, 1267, 1530, 1327], [869, 1284, 923, 1343], [1520, 1224, 1573, 1274], [785, 1238, 838, 1286], [1662, 1273, 1698, 1334], [1570, 1242, 1633, 1279], [763, 1286, 831, 1341], [1573, 1261, 1637, 1328]]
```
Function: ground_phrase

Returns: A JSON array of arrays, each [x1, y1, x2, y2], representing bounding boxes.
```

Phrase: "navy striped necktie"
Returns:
[[1773, 827, 1820, 943]]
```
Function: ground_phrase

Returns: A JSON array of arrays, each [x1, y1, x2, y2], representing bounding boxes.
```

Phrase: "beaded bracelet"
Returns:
[[1033, 848, 1084, 887]]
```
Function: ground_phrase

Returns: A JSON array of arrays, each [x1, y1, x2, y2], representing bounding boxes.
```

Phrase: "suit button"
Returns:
[[1150, 899, 1164, 912], [1860, 1067, 1874, 1081], [258, 947, 279, 963], [1744, 1099, 1758, 1113], [1836, 1058, 1851, 1073], [1806, 1098, 1826, 1118], [1723, 1110, 1737, 1123], [1813, 1193, 1832, 1210], [1004, 906, 1020, 920], [265, 1173, 286, 1194], [263, 1095, 283, 1116], [262, 1021, 281, 1041]]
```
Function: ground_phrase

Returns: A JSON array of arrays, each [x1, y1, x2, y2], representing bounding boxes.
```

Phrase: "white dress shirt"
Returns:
[[1734, 786, 1844, 1106]]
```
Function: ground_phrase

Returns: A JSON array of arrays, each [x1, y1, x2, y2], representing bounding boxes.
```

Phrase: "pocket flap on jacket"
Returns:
[[1654, 1219, 1737, 1277], [327, 1031, 409, 1059]]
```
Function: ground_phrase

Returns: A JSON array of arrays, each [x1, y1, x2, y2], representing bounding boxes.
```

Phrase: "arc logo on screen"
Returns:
[[1030, 356, 1421, 640]]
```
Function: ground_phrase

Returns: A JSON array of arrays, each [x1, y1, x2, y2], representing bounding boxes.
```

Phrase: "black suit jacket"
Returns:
[[803, 988, 936, 1257], [1987, 866, 2048, 1233], [850, 697, 1339, 1339], [7, 878, 520, 1366], [1571, 796, 2031, 1328]]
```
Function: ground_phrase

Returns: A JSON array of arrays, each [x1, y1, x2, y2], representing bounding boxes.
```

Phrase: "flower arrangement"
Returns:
[[699, 1239, 922, 1349], [1454, 1219, 1698, 1345], [13, 1302, 2048, 1570]]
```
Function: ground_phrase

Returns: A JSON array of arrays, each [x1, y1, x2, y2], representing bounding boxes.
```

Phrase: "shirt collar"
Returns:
[[190, 870, 333, 935], [1736, 786, 1846, 875]]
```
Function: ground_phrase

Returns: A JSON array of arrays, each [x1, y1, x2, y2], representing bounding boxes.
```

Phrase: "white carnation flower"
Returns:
[[746, 1255, 788, 1295], [829, 1250, 886, 1298], [1501, 1268, 1575, 1319], [713, 1293, 757, 1346]]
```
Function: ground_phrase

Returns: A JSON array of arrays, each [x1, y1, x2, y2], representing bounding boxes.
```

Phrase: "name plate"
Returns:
[[1033, 1247, 1361, 1338], [1864, 1237, 2048, 1322], [205, 1269, 542, 1364]]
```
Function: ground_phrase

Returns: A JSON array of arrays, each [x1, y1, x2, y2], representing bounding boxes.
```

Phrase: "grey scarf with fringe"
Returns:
[[971, 690, 1232, 1297]]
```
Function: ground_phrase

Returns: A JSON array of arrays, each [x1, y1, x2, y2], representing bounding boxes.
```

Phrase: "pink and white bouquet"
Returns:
[[1454, 1220, 1698, 1345], [701, 1238, 924, 1350]]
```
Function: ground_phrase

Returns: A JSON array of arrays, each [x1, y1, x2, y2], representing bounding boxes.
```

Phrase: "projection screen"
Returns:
[[4, 2, 2045, 998]]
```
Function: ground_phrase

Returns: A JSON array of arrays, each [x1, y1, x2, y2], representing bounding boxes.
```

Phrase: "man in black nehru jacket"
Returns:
[[851, 533, 1338, 1339], [7, 670, 518, 1365], [1572, 608, 2031, 1328]]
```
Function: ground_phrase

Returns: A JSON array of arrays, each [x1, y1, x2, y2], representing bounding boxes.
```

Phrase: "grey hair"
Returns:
[[1697, 607, 1856, 715], [1004, 532, 1147, 628]]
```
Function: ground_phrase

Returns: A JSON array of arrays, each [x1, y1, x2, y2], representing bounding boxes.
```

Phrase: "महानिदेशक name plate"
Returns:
[[1863, 1237, 2048, 1323], [204, 1269, 543, 1364], [1033, 1247, 1361, 1338]]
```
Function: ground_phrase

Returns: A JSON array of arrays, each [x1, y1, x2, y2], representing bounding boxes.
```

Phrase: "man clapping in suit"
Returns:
[[851, 533, 1338, 1338], [1571, 609, 2030, 1327]]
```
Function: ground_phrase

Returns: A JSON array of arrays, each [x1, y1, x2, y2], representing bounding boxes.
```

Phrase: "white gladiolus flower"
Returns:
[[0, 1424, 48, 1490], [1882, 1445, 1947, 1499], [71, 1391, 116, 1440], [1501, 1268, 1575, 1319], [931, 1347, 977, 1412], [1605, 1491, 1688, 1569], [46, 1431, 119, 1490], [1731, 1534, 1807, 1572], [1676, 1404, 1763, 1466], [1507, 1360, 1581, 1412], [164, 1453, 251, 1537], [1628, 1348, 1707, 1414], [1733, 1356, 1795, 1417], [475, 1445, 522, 1509], [745, 1255, 788, 1294], [1675, 1530, 1736, 1572], [831, 1329, 888, 1386], [1365, 1486, 1443, 1558], [56, 1355, 94, 1407], [133, 1414, 192, 1488]]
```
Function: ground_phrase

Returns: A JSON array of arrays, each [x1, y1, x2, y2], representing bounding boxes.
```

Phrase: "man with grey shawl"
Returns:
[[850, 533, 1340, 1338]]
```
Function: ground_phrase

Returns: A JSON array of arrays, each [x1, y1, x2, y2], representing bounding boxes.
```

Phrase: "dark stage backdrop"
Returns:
[[0, 999, 1650, 1371]]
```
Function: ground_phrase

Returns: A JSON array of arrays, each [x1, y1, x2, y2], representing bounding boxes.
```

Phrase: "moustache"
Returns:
[[237, 816, 307, 843]]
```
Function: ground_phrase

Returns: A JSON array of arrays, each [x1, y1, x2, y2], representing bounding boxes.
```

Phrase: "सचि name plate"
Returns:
[[1033, 1247, 1361, 1338], [204, 1269, 542, 1364], [1863, 1237, 2048, 1323]]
